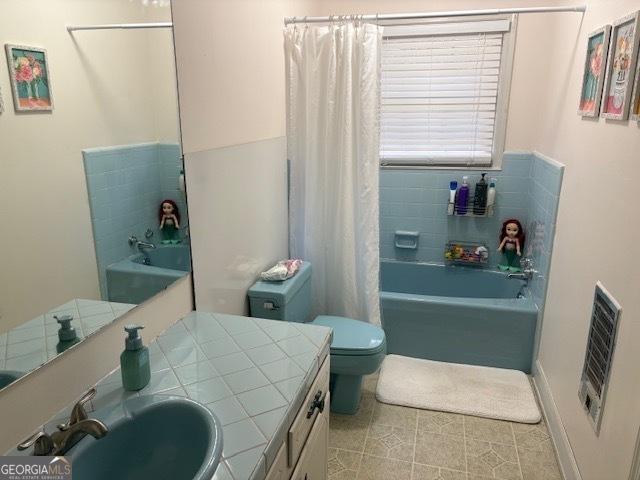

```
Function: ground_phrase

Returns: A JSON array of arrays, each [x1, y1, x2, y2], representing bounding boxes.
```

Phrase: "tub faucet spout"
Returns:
[[128, 235, 156, 251], [507, 257, 537, 281], [508, 272, 528, 280]]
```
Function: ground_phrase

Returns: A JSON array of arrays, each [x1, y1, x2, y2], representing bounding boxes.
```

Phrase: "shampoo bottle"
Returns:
[[455, 176, 470, 215], [120, 325, 150, 391], [473, 173, 488, 215]]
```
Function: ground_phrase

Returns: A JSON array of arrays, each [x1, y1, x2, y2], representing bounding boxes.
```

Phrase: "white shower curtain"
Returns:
[[285, 21, 382, 325]]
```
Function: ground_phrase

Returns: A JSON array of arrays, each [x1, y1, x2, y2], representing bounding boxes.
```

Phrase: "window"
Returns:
[[380, 17, 516, 167]]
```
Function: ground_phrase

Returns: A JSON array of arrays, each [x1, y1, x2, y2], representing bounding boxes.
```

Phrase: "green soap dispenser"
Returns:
[[120, 325, 151, 391], [55, 314, 81, 354]]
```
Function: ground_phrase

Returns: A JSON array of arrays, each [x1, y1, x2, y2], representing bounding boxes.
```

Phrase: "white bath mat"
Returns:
[[376, 354, 541, 423]]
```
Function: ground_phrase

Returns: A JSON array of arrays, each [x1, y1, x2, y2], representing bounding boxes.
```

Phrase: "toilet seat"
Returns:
[[312, 316, 385, 356]]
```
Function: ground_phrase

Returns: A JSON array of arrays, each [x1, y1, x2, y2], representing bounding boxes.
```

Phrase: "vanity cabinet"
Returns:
[[265, 358, 329, 480], [290, 402, 329, 480]]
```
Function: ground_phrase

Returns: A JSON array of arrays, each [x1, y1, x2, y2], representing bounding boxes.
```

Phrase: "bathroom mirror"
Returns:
[[0, 0, 187, 391]]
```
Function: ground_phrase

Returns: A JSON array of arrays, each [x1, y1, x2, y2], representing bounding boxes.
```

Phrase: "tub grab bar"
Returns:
[[394, 231, 419, 250]]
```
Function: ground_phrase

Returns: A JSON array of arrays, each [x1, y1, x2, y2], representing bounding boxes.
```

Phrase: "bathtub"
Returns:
[[106, 244, 191, 304], [380, 261, 538, 373]]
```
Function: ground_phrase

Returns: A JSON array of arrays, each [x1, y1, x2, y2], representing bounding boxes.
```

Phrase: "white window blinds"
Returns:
[[380, 19, 512, 166]]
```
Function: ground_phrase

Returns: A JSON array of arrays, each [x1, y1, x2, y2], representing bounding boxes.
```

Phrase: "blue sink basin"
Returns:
[[68, 395, 222, 480], [0, 370, 24, 389]]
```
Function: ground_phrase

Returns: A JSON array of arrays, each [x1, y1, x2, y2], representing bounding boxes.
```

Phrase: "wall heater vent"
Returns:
[[578, 281, 622, 435]]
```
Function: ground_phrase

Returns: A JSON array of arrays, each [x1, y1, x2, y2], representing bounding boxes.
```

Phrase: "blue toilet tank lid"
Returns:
[[248, 262, 312, 305], [313, 316, 385, 355]]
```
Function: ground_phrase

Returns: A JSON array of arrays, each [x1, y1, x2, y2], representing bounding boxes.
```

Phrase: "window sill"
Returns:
[[380, 164, 502, 172]]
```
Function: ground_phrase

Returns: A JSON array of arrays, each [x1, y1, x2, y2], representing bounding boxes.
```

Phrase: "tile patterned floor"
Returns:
[[328, 373, 562, 480]]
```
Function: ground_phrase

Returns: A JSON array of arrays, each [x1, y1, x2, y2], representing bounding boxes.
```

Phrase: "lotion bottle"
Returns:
[[447, 181, 458, 215], [120, 325, 150, 391], [486, 178, 497, 215]]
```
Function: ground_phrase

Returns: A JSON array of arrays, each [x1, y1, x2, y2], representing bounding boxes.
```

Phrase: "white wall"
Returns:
[[185, 138, 288, 314], [171, 0, 315, 154], [0, 0, 179, 331], [531, 1, 640, 479], [171, 0, 316, 313]]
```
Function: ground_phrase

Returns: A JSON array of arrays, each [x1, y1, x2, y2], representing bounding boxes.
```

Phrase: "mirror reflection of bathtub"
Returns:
[[106, 244, 191, 304]]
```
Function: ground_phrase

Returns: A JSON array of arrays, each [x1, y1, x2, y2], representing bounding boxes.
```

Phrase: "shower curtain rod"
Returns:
[[67, 22, 172, 32], [284, 5, 586, 24]]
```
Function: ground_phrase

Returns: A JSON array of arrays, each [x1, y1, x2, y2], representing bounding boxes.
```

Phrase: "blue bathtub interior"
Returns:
[[106, 245, 191, 304], [382, 261, 525, 299], [131, 245, 192, 272], [380, 261, 538, 373]]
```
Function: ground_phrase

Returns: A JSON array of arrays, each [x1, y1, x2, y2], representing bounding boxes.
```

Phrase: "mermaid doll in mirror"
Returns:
[[498, 218, 525, 272], [159, 199, 181, 244]]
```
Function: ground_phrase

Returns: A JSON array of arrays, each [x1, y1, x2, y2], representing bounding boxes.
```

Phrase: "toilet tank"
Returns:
[[248, 262, 312, 322]]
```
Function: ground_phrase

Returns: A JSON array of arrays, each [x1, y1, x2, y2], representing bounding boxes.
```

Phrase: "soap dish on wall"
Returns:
[[444, 241, 489, 266], [394, 231, 419, 250]]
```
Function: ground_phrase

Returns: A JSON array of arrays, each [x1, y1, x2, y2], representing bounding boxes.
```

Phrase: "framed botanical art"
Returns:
[[601, 11, 640, 120], [578, 26, 611, 117], [5, 44, 53, 112]]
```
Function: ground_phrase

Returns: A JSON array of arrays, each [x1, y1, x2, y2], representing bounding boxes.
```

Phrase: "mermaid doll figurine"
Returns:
[[159, 199, 181, 244], [498, 219, 525, 272]]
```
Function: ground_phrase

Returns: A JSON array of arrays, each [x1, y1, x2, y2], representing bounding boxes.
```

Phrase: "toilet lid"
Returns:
[[313, 316, 385, 356]]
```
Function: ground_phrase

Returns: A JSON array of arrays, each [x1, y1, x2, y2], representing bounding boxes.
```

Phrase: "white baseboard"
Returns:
[[532, 360, 582, 480]]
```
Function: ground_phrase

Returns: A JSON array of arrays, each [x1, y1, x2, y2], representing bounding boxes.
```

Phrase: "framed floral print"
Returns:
[[630, 51, 640, 121], [578, 26, 611, 117], [600, 12, 640, 120], [5, 44, 53, 112]]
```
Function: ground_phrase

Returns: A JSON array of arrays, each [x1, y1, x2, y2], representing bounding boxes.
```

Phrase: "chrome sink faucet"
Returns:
[[507, 257, 537, 281], [128, 235, 156, 251], [18, 388, 108, 456]]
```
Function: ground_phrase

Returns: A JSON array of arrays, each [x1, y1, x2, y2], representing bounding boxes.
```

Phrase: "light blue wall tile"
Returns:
[[379, 153, 546, 268], [525, 153, 563, 310], [83, 143, 183, 299], [378, 151, 564, 353]]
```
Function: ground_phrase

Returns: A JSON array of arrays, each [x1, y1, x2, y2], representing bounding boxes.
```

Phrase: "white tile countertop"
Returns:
[[6, 311, 332, 480]]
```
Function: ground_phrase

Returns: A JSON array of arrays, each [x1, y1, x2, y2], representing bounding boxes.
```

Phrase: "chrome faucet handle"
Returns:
[[66, 387, 97, 427], [520, 257, 534, 270], [18, 431, 54, 456]]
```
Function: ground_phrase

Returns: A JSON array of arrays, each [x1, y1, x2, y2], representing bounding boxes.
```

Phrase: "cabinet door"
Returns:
[[265, 443, 290, 480], [289, 358, 330, 467], [290, 392, 329, 480]]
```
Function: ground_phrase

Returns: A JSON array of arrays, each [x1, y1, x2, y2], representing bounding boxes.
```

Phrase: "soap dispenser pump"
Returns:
[[55, 314, 80, 353], [120, 325, 150, 391]]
